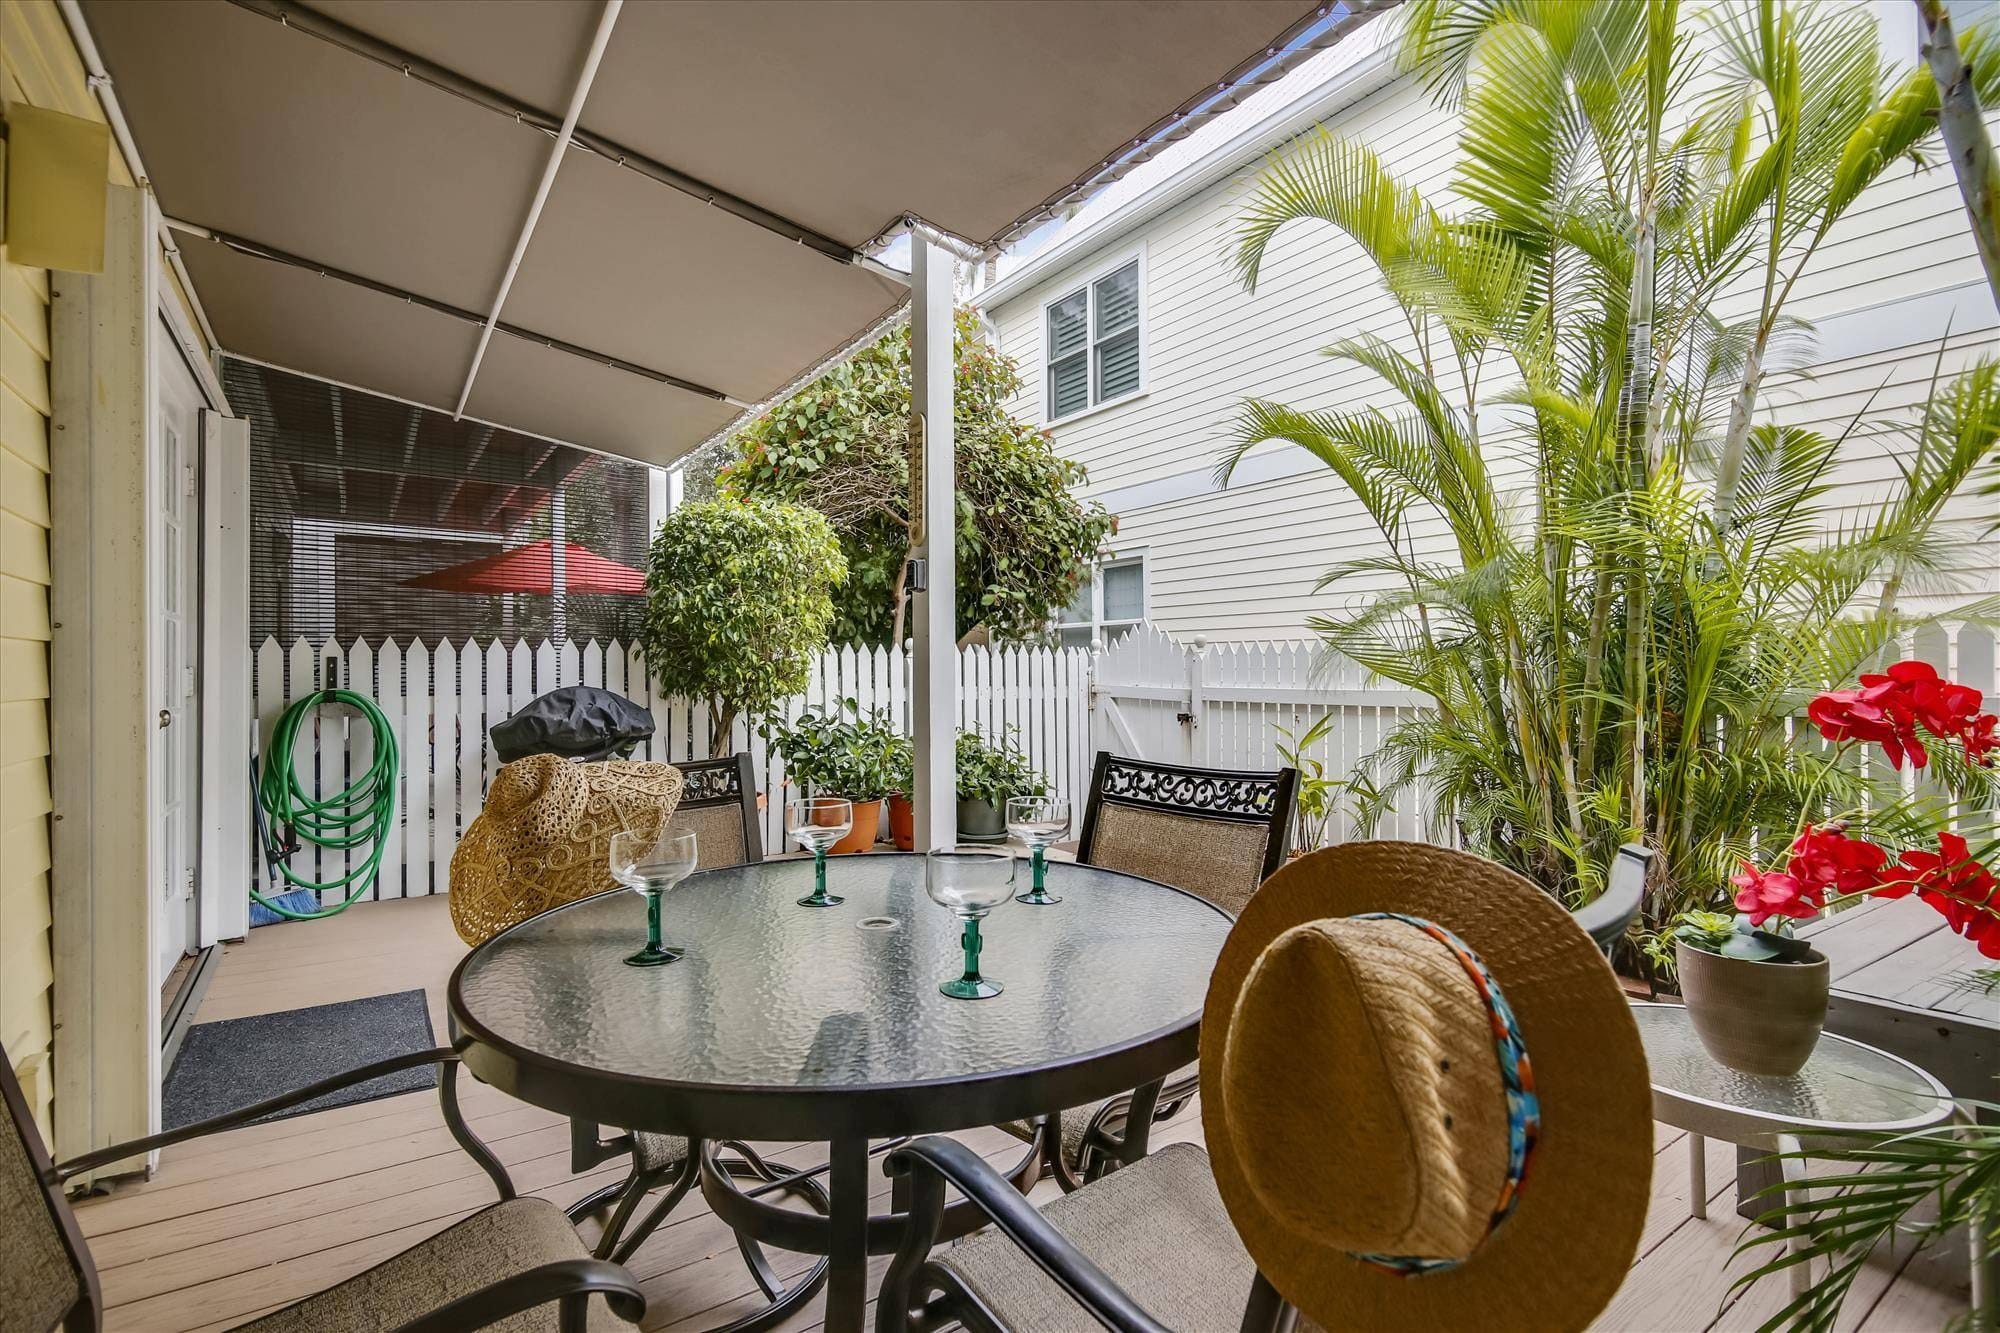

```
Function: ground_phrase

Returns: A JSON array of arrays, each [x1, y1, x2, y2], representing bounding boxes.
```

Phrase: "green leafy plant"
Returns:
[[1273, 714, 1340, 853], [723, 308, 1114, 647], [760, 700, 907, 802], [955, 728, 1048, 808], [640, 499, 845, 757], [1648, 909, 1786, 965], [1220, 0, 2000, 936], [1732, 1108, 2000, 1332]]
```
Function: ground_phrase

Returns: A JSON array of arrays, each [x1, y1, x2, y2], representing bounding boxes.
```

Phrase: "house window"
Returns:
[[1058, 554, 1146, 649], [1045, 257, 1143, 422]]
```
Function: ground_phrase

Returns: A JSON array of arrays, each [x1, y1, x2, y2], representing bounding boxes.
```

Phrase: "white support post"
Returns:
[[910, 240, 957, 850]]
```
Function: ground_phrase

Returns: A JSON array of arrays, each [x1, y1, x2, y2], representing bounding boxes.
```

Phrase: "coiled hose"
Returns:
[[253, 689, 399, 921]]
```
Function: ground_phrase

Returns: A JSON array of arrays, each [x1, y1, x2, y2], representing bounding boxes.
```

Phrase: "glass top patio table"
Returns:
[[448, 853, 1234, 1142], [1632, 1003, 1954, 1145]]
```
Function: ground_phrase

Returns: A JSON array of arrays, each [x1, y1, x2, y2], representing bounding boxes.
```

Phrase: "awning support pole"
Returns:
[[910, 240, 957, 851]]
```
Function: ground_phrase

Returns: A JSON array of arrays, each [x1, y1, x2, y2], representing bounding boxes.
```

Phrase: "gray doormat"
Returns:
[[163, 989, 437, 1131]]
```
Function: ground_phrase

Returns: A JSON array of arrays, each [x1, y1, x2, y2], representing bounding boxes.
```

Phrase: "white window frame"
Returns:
[[1058, 548, 1148, 648], [1040, 246, 1147, 426]]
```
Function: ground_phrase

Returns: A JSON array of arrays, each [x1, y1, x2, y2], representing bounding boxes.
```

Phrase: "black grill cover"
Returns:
[[490, 686, 655, 763]]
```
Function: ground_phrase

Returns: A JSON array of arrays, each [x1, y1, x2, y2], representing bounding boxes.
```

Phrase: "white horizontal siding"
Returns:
[[986, 6, 2000, 642]]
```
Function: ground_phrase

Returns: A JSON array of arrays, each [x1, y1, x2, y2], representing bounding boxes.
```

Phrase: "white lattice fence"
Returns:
[[251, 638, 1093, 904]]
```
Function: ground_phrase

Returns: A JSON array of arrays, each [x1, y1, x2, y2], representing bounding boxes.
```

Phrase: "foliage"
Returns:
[[1221, 0, 2000, 943], [1732, 1107, 2000, 1333], [1273, 714, 1340, 852], [1650, 910, 1784, 964], [640, 500, 845, 756], [760, 700, 907, 802], [955, 728, 1049, 808], [723, 308, 1114, 647]]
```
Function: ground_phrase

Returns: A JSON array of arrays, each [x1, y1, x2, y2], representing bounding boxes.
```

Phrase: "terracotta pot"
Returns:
[[956, 797, 1007, 844], [1676, 939, 1829, 1077], [887, 794, 915, 851], [826, 798, 884, 855]]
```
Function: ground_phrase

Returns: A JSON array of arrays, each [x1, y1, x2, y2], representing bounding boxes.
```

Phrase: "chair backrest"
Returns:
[[1573, 843, 1651, 956], [673, 752, 763, 870], [0, 1055, 99, 1331], [1075, 751, 1298, 915]]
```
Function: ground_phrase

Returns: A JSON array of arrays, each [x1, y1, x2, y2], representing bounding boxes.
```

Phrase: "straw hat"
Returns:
[[449, 753, 684, 946], [1201, 842, 1652, 1332]]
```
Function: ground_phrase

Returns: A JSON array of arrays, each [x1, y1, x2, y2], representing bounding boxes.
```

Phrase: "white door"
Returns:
[[154, 320, 205, 978]]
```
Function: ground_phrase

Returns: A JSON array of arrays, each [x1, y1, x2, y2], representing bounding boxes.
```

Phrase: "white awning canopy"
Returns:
[[78, 0, 1379, 465]]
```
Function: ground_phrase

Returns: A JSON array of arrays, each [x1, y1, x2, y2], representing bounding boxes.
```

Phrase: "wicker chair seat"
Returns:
[[632, 1130, 689, 1174], [997, 1061, 1197, 1173], [234, 1197, 635, 1331], [932, 1143, 1252, 1333]]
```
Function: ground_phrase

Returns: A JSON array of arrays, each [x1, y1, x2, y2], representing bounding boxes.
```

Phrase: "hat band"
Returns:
[[1347, 913, 1540, 1277]]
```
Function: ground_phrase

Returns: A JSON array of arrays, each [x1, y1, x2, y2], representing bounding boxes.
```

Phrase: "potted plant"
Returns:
[[955, 729, 1047, 843], [761, 701, 905, 853], [639, 499, 845, 757], [1273, 715, 1337, 856], [886, 732, 915, 851], [1648, 660, 2000, 1076]]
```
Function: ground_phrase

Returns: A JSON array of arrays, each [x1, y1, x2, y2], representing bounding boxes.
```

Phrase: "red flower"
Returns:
[[1786, 823, 1890, 896], [1808, 661, 1999, 770], [1731, 864, 1823, 926], [1883, 831, 2000, 959]]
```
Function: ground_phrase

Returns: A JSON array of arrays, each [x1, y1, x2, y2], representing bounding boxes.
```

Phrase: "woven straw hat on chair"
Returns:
[[1201, 842, 1653, 1332], [449, 753, 684, 946]]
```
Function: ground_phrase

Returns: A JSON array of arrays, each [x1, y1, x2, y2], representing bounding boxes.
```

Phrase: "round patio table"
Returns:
[[1633, 1003, 1957, 1302], [449, 853, 1233, 1333]]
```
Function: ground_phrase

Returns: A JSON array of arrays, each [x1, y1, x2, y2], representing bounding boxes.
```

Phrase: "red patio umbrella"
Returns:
[[401, 540, 646, 595]]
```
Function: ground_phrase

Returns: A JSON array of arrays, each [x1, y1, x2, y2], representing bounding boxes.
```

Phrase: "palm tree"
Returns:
[[1219, 0, 2000, 937]]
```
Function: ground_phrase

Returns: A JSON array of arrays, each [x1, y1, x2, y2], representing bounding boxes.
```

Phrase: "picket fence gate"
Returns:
[[251, 637, 1093, 905]]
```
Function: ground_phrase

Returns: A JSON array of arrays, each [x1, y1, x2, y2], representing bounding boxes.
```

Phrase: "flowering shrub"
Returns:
[[1721, 662, 2000, 958]]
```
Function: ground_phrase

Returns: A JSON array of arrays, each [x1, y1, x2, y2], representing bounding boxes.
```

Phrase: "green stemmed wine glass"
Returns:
[[927, 846, 1015, 1000], [787, 796, 852, 907], [608, 826, 698, 967], [1006, 795, 1069, 905]]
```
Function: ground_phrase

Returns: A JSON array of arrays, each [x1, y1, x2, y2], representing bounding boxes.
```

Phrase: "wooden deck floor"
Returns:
[[73, 895, 1968, 1332]]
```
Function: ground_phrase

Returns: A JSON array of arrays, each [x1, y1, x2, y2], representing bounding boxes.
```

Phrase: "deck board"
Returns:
[[72, 895, 1969, 1331]]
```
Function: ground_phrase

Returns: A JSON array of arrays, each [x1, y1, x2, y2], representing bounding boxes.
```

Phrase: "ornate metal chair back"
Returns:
[[1075, 751, 1298, 915]]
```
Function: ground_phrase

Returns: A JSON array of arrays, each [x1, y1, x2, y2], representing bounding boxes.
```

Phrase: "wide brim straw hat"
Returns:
[[449, 753, 683, 946], [1201, 841, 1653, 1332]]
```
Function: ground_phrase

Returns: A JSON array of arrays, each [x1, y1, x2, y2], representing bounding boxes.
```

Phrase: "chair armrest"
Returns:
[[389, 1257, 646, 1333], [880, 1136, 1171, 1333], [53, 1047, 462, 1183]]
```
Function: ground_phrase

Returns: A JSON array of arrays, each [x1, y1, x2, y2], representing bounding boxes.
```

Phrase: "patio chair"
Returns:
[[0, 1045, 643, 1332], [1577, 843, 1651, 957], [561, 753, 828, 1324], [1002, 751, 1297, 1191]]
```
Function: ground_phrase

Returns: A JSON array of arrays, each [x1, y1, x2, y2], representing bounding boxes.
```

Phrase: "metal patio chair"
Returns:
[[561, 752, 828, 1327], [1577, 843, 1651, 957], [1001, 751, 1298, 1192], [0, 1046, 642, 1332]]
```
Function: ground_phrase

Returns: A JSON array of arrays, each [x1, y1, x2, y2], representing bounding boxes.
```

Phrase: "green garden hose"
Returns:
[[253, 689, 399, 921]]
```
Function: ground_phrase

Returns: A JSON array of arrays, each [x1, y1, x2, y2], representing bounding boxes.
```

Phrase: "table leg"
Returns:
[[826, 1135, 869, 1333], [1687, 1133, 1706, 1220], [1777, 1133, 1811, 1300]]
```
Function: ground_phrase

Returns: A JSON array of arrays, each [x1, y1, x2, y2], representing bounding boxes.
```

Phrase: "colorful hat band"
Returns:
[[1347, 912, 1541, 1277]]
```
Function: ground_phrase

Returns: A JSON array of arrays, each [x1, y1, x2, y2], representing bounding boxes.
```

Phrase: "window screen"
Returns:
[[229, 357, 652, 649]]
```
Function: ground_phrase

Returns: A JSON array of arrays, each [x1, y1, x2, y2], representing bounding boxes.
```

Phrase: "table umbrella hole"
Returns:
[[856, 916, 901, 932]]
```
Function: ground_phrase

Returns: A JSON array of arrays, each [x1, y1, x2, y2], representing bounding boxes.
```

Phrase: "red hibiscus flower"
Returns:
[[1808, 661, 2000, 770], [1786, 823, 1890, 896], [1885, 831, 2000, 959]]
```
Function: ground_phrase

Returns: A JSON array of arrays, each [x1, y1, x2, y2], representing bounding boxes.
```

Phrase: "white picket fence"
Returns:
[[252, 637, 1093, 903], [253, 619, 2000, 907]]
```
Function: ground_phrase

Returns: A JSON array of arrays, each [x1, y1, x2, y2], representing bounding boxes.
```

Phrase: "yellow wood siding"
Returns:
[[1, 0, 127, 1139]]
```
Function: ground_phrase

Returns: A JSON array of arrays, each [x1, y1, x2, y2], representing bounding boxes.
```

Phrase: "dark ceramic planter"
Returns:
[[1676, 939, 1829, 1077], [956, 797, 1007, 843]]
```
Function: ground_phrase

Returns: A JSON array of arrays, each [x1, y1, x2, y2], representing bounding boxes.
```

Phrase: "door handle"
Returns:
[[158, 709, 172, 729]]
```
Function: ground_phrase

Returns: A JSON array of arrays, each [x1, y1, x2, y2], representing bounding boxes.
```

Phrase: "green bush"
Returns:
[[955, 729, 1048, 808], [640, 500, 844, 756], [761, 700, 907, 802]]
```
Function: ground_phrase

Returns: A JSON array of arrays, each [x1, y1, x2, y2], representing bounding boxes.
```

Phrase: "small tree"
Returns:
[[640, 499, 845, 755], [722, 309, 1113, 647]]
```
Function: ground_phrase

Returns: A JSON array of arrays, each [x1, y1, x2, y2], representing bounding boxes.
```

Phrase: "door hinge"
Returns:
[[180, 866, 196, 901], [183, 462, 198, 498]]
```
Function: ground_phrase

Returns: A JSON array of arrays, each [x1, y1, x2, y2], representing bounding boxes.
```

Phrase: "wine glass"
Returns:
[[787, 796, 853, 907], [1006, 795, 1070, 905], [926, 846, 1016, 1000], [608, 825, 698, 967]]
